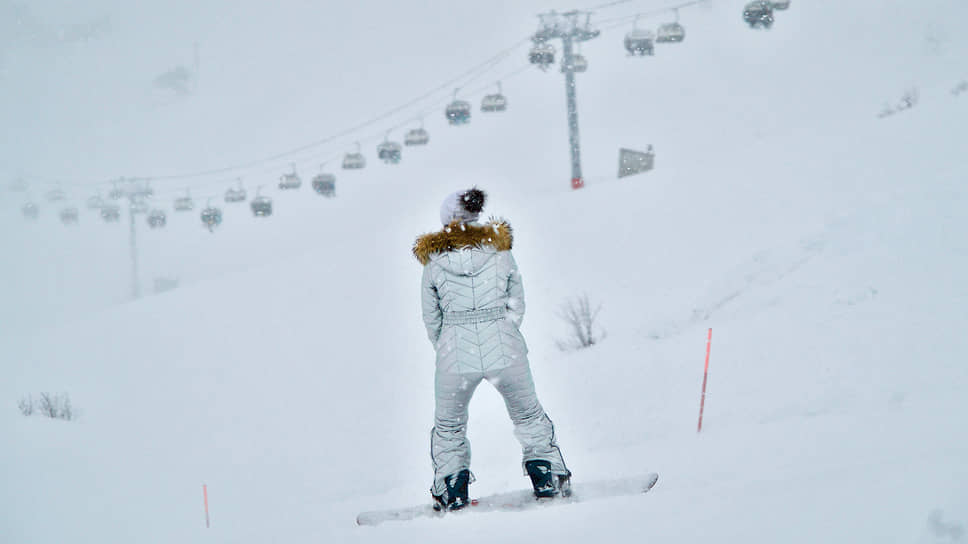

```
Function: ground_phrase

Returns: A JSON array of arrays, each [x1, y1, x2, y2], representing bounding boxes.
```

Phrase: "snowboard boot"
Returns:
[[526, 460, 558, 498], [432, 469, 470, 511], [525, 460, 573, 499]]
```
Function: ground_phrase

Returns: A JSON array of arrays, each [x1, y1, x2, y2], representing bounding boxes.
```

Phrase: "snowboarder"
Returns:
[[413, 188, 571, 512]]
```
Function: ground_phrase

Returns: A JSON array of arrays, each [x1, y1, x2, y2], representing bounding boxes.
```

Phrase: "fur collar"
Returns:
[[413, 220, 513, 265]]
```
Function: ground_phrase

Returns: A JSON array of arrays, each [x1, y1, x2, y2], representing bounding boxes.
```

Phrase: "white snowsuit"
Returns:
[[414, 220, 569, 497]]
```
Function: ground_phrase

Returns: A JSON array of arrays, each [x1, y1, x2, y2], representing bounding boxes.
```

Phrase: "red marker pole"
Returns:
[[203, 484, 210, 528], [697, 328, 712, 433]]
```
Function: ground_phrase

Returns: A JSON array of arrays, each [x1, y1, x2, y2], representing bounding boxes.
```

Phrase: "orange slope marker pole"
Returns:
[[697, 328, 712, 433], [203, 484, 210, 528]]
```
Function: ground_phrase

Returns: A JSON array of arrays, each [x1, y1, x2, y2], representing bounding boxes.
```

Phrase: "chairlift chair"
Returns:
[[656, 9, 686, 43], [377, 137, 403, 164], [250, 191, 272, 217], [561, 54, 588, 73], [100, 204, 121, 222], [46, 188, 67, 202], [743, 1, 774, 28], [60, 207, 79, 225], [174, 197, 193, 211], [656, 22, 686, 43], [445, 90, 472, 125], [404, 127, 430, 146], [147, 209, 167, 228], [173, 188, 194, 211], [279, 165, 302, 189], [625, 29, 656, 56], [224, 187, 246, 202], [87, 194, 105, 209], [481, 82, 508, 112], [22, 202, 39, 219], [312, 174, 336, 197], [201, 204, 223, 231], [528, 43, 555, 70], [224, 180, 247, 203], [770, 0, 790, 10], [342, 142, 367, 169]]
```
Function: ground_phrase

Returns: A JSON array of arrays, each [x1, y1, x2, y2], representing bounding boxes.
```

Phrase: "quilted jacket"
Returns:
[[414, 220, 529, 373]]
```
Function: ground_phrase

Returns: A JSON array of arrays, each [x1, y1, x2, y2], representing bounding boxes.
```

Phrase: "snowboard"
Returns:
[[356, 472, 658, 526]]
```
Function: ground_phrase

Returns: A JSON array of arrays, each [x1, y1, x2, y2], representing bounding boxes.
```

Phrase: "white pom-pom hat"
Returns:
[[439, 188, 486, 226]]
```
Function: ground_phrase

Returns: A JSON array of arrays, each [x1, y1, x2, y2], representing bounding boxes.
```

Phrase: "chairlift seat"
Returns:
[[251, 197, 273, 217], [174, 197, 194, 211], [529, 44, 555, 68], [744, 1, 774, 27], [404, 128, 430, 146], [445, 100, 472, 125], [225, 188, 247, 202], [342, 153, 366, 169], [481, 94, 508, 112], [60, 207, 79, 224], [201, 207, 223, 229], [279, 173, 302, 189], [312, 174, 336, 196], [656, 22, 686, 43], [377, 141, 403, 164], [100, 205, 121, 222], [625, 29, 656, 55], [147, 209, 167, 228], [561, 54, 588, 73]]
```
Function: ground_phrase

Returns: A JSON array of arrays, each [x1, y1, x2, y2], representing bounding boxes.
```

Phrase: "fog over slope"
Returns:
[[2, 1, 966, 543]]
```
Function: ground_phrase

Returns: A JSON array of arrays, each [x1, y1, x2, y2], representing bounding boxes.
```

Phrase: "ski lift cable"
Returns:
[[585, 0, 635, 10], [593, 0, 707, 26], [14, 36, 530, 191], [131, 37, 532, 184], [397, 63, 531, 131], [264, 61, 532, 174], [166, 43, 518, 180], [232, 50, 521, 175]]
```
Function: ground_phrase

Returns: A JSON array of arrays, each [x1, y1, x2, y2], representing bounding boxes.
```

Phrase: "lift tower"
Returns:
[[533, 10, 599, 190]]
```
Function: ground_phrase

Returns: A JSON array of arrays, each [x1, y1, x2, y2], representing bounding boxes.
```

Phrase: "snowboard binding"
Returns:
[[525, 460, 572, 499], [432, 469, 471, 511]]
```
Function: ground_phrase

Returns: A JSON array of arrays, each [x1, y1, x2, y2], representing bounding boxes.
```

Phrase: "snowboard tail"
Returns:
[[356, 472, 658, 526]]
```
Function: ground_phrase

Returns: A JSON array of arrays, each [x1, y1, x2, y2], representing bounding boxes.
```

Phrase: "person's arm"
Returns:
[[421, 264, 442, 344], [506, 252, 526, 327]]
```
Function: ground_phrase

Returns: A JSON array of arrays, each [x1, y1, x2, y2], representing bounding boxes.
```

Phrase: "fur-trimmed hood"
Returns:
[[413, 220, 513, 265]]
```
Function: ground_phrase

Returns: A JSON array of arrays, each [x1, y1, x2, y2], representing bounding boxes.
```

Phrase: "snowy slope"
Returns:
[[3, 1, 968, 543]]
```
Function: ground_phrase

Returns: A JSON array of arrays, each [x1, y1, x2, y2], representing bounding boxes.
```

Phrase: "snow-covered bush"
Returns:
[[19, 392, 74, 421], [878, 87, 920, 118], [17, 395, 34, 416], [555, 294, 606, 351]]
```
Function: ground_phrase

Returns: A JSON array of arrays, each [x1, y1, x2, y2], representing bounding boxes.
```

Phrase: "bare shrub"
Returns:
[[18, 395, 34, 416], [878, 87, 920, 118], [555, 294, 606, 351], [898, 87, 919, 110], [28, 392, 74, 421]]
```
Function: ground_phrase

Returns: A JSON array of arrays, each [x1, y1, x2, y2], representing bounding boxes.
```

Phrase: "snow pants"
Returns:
[[430, 359, 569, 497]]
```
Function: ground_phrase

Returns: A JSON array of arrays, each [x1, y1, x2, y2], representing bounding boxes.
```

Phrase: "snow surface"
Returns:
[[2, 1, 967, 543]]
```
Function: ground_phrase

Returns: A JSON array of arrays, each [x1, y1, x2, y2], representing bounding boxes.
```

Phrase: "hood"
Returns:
[[413, 220, 513, 274]]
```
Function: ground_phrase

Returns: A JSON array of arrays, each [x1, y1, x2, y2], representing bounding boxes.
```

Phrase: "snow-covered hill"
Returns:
[[2, 1, 966, 543]]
